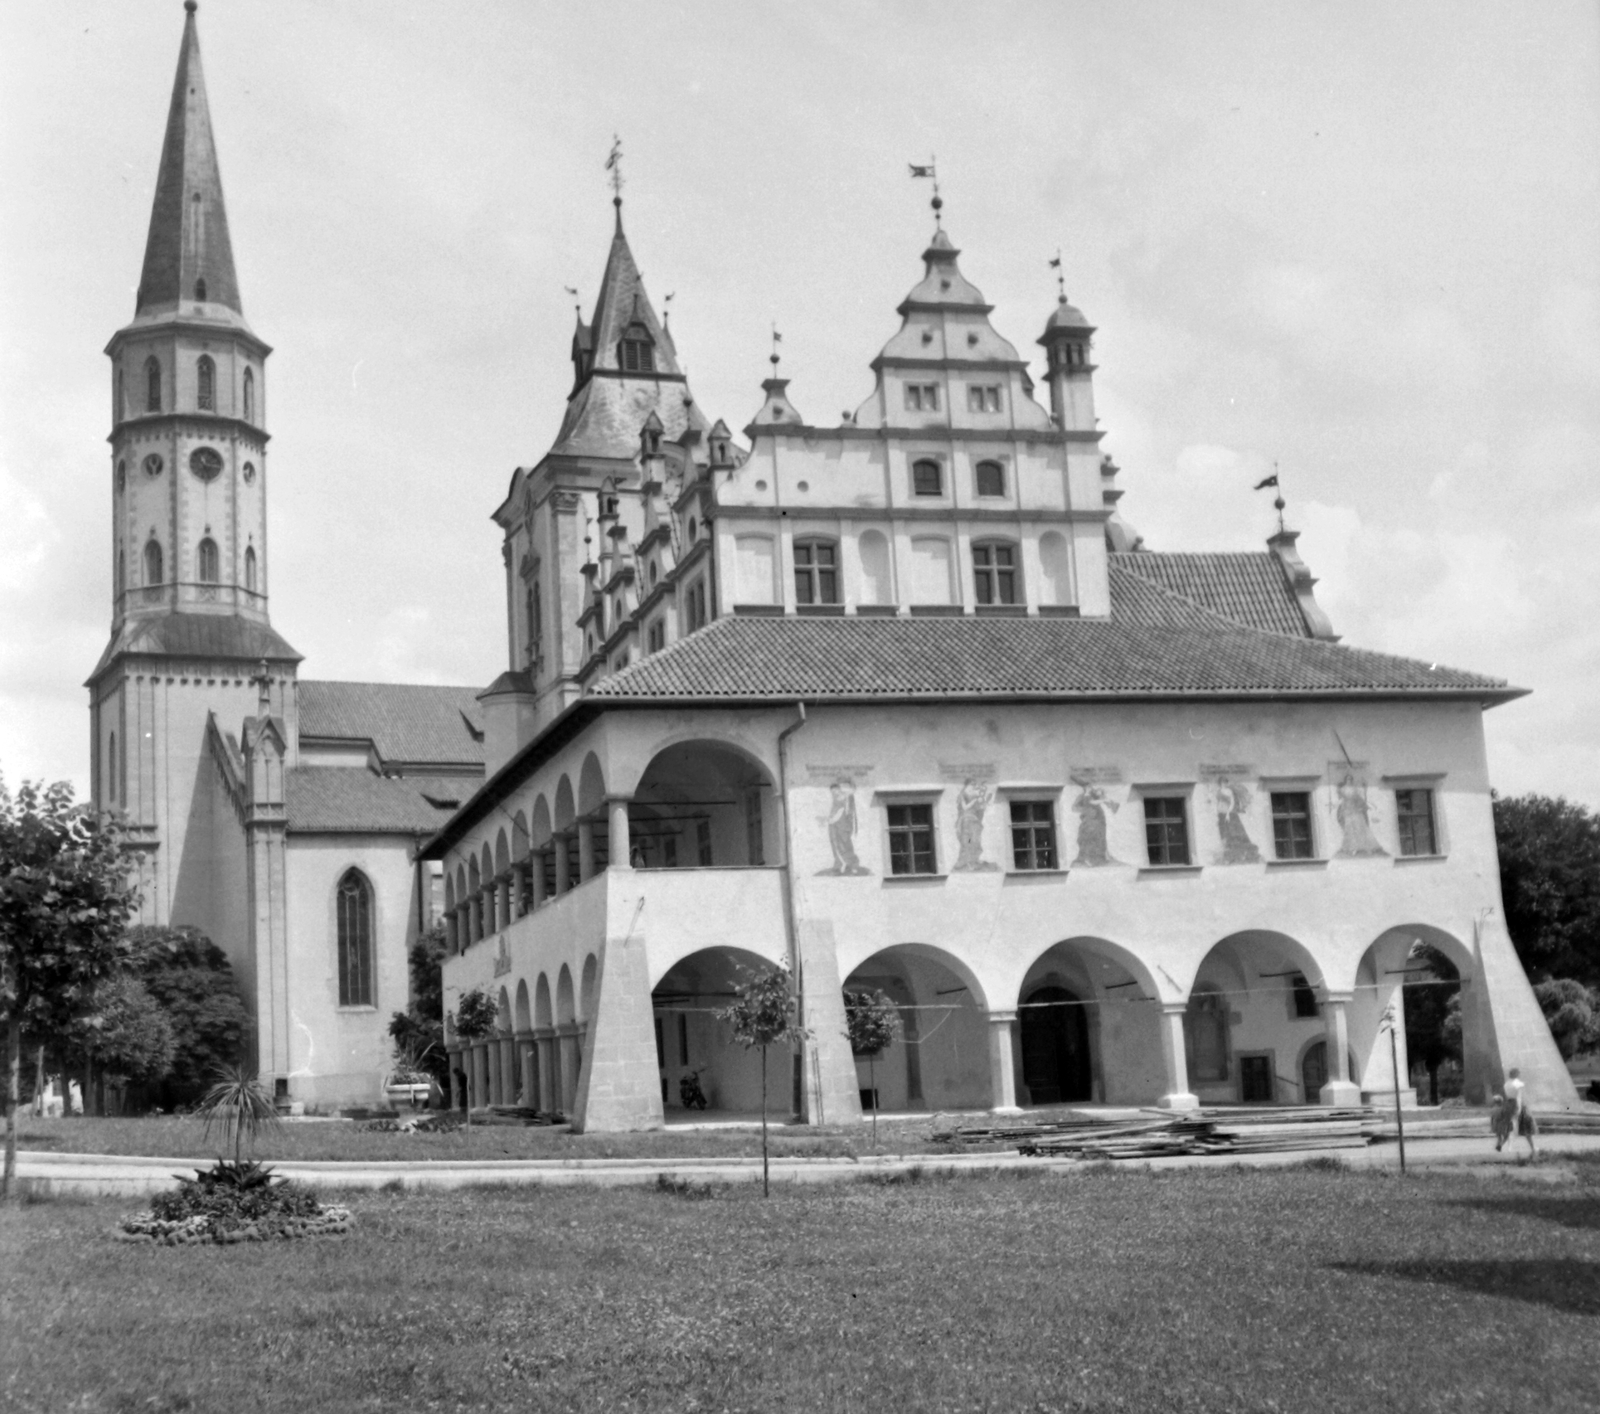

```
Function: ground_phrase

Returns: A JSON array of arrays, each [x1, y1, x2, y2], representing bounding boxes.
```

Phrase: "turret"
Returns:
[[1038, 293, 1097, 432]]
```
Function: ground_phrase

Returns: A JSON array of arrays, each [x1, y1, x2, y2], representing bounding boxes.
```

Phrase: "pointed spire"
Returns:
[[136, 2, 242, 318], [584, 216, 682, 380]]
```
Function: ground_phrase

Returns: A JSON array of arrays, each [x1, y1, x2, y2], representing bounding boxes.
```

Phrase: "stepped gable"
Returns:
[[586, 614, 1520, 703], [297, 681, 486, 767], [1111, 551, 1311, 637], [284, 766, 480, 834], [87, 611, 301, 683]]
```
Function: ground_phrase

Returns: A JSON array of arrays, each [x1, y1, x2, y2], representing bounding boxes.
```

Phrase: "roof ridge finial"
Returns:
[[1049, 248, 1066, 302], [1253, 462, 1287, 534], [909, 157, 940, 228], [185, 1, 197, 13], [605, 134, 624, 230]]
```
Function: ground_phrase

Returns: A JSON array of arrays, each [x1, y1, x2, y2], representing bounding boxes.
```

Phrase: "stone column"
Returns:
[[537, 1030, 558, 1113], [1156, 1004, 1200, 1110], [554, 834, 570, 895], [517, 1033, 536, 1109], [445, 912, 458, 954], [446, 1046, 462, 1111], [531, 852, 547, 908], [486, 1040, 502, 1106], [986, 1011, 1022, 1114], [609, 798, 633, 869], [1320, 993, 1362, 1105], [513, 862, 529, 919], [578, 819, 596, 882], [471, 1043, 489, 1109], [501, 1036, 518, 1105], [559, 1024, 581, 1113]]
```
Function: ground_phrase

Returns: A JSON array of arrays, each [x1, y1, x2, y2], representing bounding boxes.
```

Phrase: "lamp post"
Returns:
[[1381, 1002, 1406, 1175]]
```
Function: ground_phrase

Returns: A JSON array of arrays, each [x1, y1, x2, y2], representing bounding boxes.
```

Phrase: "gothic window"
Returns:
[[197, 538, 220, 584], [107, 733, 117, 807], [243, 367, 254, 423], [244, 546, 258, 594], [972, 541, 1019, 605], [197, 356, 215, 411], [116, 548, 126, 597], [143, 538, 164, 586], [793, 539, 839, 605], [912, 459, 943, 496], [619, 323, 655, 374], [145, 357, 162, 412], [336, 868, 375, 1007], [975, 460, 1006, 497]]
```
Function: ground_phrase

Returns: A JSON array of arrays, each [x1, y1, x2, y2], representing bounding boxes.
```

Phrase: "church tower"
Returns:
[[89, 1, 299, 922]]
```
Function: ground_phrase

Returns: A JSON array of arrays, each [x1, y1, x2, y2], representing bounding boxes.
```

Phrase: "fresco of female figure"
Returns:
[[821, 778, 869, 875], [1335, 772, 1387, 856], [952, 778, 996, 870]]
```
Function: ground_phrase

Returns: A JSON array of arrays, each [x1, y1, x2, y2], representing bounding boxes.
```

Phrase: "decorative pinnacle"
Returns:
[[605, 135, 624, 209], [185, 1, 197, 12]]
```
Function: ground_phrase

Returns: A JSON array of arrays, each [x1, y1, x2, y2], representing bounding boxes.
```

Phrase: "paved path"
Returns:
[[12, 1132, 1600, 1197]]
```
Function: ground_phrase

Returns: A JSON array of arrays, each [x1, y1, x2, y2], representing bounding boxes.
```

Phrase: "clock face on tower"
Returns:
[[189, 446, 224, 482], [143, 453, 164, 479]]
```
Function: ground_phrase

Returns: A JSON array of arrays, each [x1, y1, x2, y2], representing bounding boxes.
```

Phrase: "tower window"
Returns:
[[116, 461, 127, 494], [143, 539, 164, 587], [115, 370, 124, 423], [619, 323, 655, 373], [975, 460, 1005, 497], [145, 357, 162, 413], [116, 548, 126, 597], [243, 367, 254, 423], [336, 868, 375, 1007], [972, 541, 1018, 605], [244, 546, 258, 594], [912, 459, 943, 496], [194, 278, 207, 301], [197, 356, 215, 411], [107, 732, 118, 808], [197, 538, 219, 584], [793, 538, 839, 605]]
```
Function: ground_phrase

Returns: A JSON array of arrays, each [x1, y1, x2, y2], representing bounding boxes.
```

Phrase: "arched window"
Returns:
[[912, 458, 943, 497], [243, 367, 254, 423], [116, 548, 126, 597], [336, 869, 375, 1006], [197, 356, 215, 411], [244, 546, 257, 594], [618, 323, 655, 374], [115, 370, 124, 423], [1185, 985, 1230, 1083], [194, 278, 207, 302], [143, 538, 164, 586], [107, 732, 117, 807], [972, 541, 1019, 606], [197, 537, 219, 584], [793, 538, 839, 605], [975, 460, 1006, 497], [145, 357, 162, 413]]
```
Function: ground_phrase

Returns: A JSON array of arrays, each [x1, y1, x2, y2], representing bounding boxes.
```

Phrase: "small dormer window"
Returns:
[[619, 323, 655, 373]]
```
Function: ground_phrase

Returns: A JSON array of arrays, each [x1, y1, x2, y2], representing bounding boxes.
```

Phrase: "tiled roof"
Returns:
[[587, 614, 1517, 703], [284, 768, 480, 835], [1110, 552, 1310, 637], [89, 612, 301, 682], [1105, 562, 1248, 630], [297, 681, 486, 767]]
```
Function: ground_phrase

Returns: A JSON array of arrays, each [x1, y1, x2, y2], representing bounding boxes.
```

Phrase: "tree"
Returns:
[[1532, 978, 1600, 1060], [73, 974, 176, 1109], [717, 965, 808, 1197], [1403, 944, 1461, 1105], [1494, 792, 1600, 988], [1, 777, 140, 1199], [128, 925, 250, 1108], [451, 986, 497, 1127], [388, 923, 448, 1091], [844, 988, 903, 1145]]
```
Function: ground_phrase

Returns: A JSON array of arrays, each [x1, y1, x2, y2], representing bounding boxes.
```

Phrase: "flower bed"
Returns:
[[113, 1160, 354, 1245]]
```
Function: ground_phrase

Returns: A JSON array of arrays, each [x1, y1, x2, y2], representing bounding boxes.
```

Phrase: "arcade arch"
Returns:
[[629, 740, 776, 869], [652, 946, 785, 1116]]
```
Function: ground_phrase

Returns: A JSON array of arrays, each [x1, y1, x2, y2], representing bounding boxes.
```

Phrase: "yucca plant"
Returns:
[[195, 1065, 281, 1168]]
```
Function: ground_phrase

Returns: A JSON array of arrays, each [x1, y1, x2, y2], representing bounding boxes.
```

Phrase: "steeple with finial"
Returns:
[[1037, 252, 1097, 433]]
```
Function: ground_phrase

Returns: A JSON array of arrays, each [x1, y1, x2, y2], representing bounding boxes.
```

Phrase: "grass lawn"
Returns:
[[3, 1161, 1598, 1413], [9, 1113, 968, 1163]]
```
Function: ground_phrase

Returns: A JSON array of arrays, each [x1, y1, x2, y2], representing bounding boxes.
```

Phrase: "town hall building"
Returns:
[[91, 5, 1575, 1122]]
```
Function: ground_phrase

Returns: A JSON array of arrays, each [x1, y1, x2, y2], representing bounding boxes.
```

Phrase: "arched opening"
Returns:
[[197, 537, 219, 584], [842, 944, 990, 1112], [653, 946, 787, 1117], [116, 548, 126, 598], [145, 357, 161, 413], [336, 868, 375, 1007], [857, 529, 892, 606], [443, 873, 457, 953], [143, 539, 164, 588], [1298, 1039, 1361, 1104], [580, 953, 599, 1024], [1359, 925, 1476, 1105], [466, 856, 481, 942], [243, 367, 254, 423], [1186, 930, 1328, 1105], [1039, 531, 1073, 607], [629, 740, 774, 869], [197, 355, 215, 411], [244, 546, 257, 594], [106, 732, 117, 808], [1015, 938, 1165, 1106]]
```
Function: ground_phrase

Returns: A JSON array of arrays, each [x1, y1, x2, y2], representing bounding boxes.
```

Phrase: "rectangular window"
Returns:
[[794, 540, 839, 605], [1270, 791, 1315, 859], [1010, 800, 1056, 870], [967, 385, 1001, 413], [886, 803, 938, 875], [646, 621, 665, 654], [975, 460, 1006, 497], [904, 383, 940, 412], [973, 543, 1018, 605], [1143, 796, 1190, 866], [1239, 1054, 1275, 1103], [1396, 788, 1437, 856], [912, 460, 943, 496]]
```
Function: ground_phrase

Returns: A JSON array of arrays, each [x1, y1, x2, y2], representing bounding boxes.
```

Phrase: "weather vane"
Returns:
[[908, 157, 941, 226], [1254, 462, 1286, 533], [1048, 248, 1066, 300], [605, 135, 624, 203], [770, 324, 782, 370], [563, 284, 580, 315]]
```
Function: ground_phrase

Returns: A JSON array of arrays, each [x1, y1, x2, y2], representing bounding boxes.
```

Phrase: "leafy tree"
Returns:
[[1403, 944, 1461, 1105], [717, 965, 808, 1197], [1532, 978, 1600, 1060], [73, 974, 176, 1107], [451, 986, 497, 1127], [388, 923, 448, 1090], [128, 925, 250, 1107], [1494, 792, 1600, 988], [1, 777, 139, 1199], [844, 988, 903, 1145]]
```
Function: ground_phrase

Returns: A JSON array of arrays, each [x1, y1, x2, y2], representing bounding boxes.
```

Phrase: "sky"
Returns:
[[2, 0, 1597, 805]]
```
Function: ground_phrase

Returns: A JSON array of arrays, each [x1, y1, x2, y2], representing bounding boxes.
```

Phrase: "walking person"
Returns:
[[1496, 1067, 1538, 1159]]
